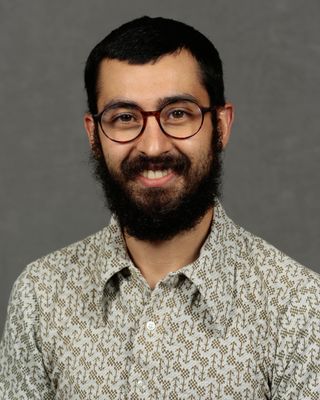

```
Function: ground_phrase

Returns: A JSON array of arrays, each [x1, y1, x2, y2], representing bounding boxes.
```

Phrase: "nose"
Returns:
[[135, 115, 173, 157]]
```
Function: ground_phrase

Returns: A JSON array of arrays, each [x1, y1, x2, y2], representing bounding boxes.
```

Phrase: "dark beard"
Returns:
[[90, 125, 223, 242]]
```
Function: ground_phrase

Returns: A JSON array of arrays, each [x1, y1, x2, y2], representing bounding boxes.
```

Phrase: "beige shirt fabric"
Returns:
[[0, 202, 319, 400]]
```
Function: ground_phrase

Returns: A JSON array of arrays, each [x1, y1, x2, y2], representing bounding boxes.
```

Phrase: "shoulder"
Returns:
[[233, 221, 320, 312], [14, 227, 108, 297], [230, 230, 320, 397]]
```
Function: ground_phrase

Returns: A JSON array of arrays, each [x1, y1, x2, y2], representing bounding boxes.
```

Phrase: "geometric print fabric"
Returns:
[[0, 202, 319, 399]]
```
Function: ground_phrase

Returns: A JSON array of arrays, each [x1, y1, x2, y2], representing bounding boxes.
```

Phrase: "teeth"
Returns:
[[142, 170, 169, 179]]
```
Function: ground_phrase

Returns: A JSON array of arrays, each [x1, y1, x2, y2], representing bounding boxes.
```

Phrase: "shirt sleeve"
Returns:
[[271, 276, 320, 400], [0, 269, 55, 400]]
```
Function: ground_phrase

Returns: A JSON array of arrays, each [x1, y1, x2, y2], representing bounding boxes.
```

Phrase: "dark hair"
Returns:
[[84, 16, 225, 115]]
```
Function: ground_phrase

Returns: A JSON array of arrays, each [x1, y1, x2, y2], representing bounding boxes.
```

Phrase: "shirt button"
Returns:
[[146, 321, 156, 331]]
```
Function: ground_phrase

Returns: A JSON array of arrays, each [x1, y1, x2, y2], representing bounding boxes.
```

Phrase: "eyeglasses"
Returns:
[[93, 100, 215, 143]]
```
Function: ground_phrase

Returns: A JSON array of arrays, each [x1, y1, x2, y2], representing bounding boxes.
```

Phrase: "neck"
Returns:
[[124, 207, 214, 289]]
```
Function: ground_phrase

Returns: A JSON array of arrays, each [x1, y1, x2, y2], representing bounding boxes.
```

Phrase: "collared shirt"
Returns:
[[0, 203, 319, 399]]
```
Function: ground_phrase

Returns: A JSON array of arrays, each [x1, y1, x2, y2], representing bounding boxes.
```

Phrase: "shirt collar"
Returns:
[[178, 201, 238, 336], [93, 215, 131, 291], [94, 201, 238, 336]]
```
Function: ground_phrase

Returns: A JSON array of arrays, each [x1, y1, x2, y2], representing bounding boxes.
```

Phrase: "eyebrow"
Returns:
[[100, 93, 201, 112]]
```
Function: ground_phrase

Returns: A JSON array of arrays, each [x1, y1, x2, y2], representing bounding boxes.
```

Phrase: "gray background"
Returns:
[[0, 0, 319, 334]]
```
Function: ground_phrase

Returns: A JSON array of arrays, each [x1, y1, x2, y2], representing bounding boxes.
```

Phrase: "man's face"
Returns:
[[85, 50, 232, 241]]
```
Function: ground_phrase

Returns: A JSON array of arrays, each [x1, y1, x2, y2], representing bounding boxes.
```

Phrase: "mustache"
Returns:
[[121, 153, 191, 180]]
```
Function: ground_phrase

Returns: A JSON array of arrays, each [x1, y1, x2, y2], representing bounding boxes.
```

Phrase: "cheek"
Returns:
[[101, 141, 132, 171], [185, 119, 213, 151], [99, 141, 116, 172], [180, 133, 213, 162]]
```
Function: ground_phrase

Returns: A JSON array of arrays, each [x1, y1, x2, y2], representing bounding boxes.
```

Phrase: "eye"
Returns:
[[169, 109, 187, 119], [102, 108, 141, 126], [162, 101, 199, 123], [114, 113, 135, 123], [163, 107, 193, 123]]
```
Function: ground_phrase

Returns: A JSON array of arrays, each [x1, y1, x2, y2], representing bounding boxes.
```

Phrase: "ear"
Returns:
[[84, 113, 96, 150], [217, 103, 234, 149]]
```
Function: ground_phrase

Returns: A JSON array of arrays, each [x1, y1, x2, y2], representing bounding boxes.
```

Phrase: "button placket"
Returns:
[[128, 287, 163, 398]]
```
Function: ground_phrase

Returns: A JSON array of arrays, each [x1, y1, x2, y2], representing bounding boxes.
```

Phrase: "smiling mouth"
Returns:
[[141, 170, 171, 179]]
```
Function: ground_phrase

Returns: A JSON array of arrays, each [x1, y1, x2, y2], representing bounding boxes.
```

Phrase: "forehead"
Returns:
[[96, 50, 209, 110]]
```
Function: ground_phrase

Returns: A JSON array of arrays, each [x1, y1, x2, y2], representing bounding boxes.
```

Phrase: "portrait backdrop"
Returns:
[[0, 0, 319, 334]]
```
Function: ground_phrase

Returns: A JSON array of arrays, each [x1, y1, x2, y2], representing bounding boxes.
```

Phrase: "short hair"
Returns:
[[84, 16, 225, 116]]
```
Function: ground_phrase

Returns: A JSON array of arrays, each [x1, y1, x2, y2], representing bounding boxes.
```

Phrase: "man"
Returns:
[[0, 16, 319, 399]]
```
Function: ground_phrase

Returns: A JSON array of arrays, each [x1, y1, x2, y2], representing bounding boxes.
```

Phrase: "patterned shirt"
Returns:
[[0, 203, 319, 399]]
